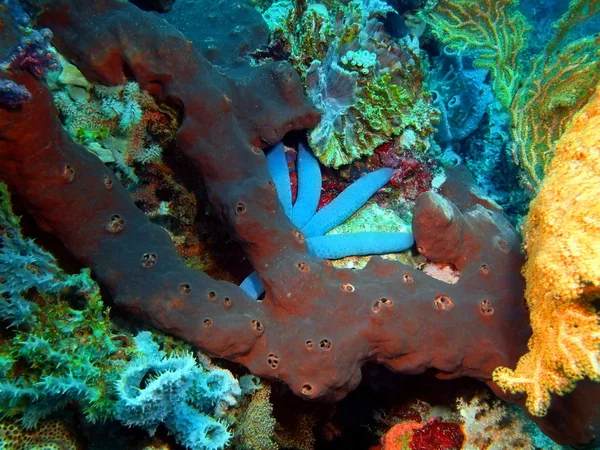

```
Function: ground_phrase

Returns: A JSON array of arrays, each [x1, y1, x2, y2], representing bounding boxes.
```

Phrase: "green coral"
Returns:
[[260, 0, 436, 168], [0, 184, 130, 428], [425, 0, 530, 109]]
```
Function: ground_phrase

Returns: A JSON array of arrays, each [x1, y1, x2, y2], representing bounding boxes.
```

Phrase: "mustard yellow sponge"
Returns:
[[493, 87, 600, 417]]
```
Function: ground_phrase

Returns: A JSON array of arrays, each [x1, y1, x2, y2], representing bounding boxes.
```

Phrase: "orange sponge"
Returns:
[[493, 87, 600, 416]]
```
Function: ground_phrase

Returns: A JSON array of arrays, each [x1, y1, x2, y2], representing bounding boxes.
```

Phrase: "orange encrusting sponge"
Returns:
[[493, 87, 600, 416]]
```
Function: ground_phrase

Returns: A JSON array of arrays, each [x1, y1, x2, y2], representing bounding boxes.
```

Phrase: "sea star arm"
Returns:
[[306, 232, 415, 259], [301, 168, 395, 237], [291, 141, 321, 228]]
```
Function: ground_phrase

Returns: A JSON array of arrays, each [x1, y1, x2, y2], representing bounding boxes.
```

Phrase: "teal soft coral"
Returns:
[[0, 183, 128, 427]]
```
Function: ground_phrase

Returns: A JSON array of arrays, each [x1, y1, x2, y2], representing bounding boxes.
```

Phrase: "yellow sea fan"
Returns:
[[493, 87, 600, 417]]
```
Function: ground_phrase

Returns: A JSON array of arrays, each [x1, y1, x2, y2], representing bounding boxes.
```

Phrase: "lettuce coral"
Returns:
[[493, 87, 600, 417], [259, 0, 436, 168]]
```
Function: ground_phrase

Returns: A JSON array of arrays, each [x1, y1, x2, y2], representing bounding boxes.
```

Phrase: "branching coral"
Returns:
[[425, 0, 528, 109], [493, 88, 600, 417], [509, 1, 600, 190], [1, 0, 599, 445], [50, 59, 177, 177], [426, 0, 600, 191]]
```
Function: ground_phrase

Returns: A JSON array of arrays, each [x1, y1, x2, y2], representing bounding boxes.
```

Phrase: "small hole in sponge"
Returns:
[[301, 384, 313, 396], [319, 339, 332, 350], [434, 295, 453, 310], [267, 353, 280, 369]]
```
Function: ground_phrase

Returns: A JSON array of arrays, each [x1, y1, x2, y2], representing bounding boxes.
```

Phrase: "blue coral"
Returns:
[[429, 47, 493, 146], [0, 182, 96, 327], [115, 332, 239, 450], [241, 141, 414, 299]]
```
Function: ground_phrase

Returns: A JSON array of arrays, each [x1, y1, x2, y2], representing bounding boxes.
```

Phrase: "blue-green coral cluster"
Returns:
[[257, 0, 437, 168], [116, 332, 240, 450], [48, 58, 171, 177], [0, 183, 126, 428], [0, 184, 245, 450]]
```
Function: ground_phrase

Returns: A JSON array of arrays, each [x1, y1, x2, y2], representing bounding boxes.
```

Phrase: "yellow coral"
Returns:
[[234, 383, 278, 450], [0, 419, 79, 450], [493, 87, 600, 417], [425, 0, 529, 108], [510, 33, 600, 190]]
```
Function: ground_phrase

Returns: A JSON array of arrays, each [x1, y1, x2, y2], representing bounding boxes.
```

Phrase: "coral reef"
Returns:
[[0, 0, 599, 447], [493, 87, 600, 417], [241, 140, 414, 298], [234, 381, 317, 450], [259, 0, 436, 167], [510, 2, 600, 190], [428, 48, 493, 147], [425, 0, 528, 109], [0, 182, 243, 450], [427, 0, 600, 191], [379, 418, 464, 450], [0, 183, 126, 427], [50, 66, 177, 177], [234, 383, 277, 450], [0, 28, 58, 78], [457, 394, 532, 449]]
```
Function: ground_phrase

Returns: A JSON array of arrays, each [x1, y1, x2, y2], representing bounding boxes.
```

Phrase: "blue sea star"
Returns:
[[240, 141, 414, 299]]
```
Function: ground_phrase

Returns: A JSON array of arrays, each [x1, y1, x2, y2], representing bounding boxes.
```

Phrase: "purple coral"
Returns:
[[2, 28, 58, 78], [0, 79, 32, 108]]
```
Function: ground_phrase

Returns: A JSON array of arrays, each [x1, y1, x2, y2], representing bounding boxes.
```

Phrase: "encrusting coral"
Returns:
[[493, 87, 600, 417], [234, 383, 277, 450], [0, 418, 79, 450]]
